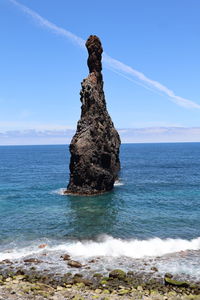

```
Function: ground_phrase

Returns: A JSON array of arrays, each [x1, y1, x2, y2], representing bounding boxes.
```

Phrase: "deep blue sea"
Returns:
[[0, 143, 200, 280]]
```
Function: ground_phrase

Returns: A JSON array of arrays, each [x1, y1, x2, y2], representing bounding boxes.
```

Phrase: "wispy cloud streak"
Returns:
[[103, 54, 200, 109], [8, 0, 200, 109], [8, 0, 85, 48]]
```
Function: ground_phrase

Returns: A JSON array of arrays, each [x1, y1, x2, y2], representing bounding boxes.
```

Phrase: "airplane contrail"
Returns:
[[8, 0, 200, 109]]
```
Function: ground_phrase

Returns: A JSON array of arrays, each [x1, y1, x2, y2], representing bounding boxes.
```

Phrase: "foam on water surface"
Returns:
[[1, 235, 200, 261], [1, 236, 200, 281], [45, 235, 200, 258], [114, 180, 124, 186], [51, 188, 66, 195]]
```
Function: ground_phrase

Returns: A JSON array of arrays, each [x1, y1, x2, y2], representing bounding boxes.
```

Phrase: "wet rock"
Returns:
[[24, 258, 43, 264], [74, 273, 83, 278], [118, 288, 130, 295], [61, 254, 71, 261], [100, 279, 108, 286], [94, 288, 101, 293], [75, 282, 85, 288], [66, 35, 120, 195], [127, 271, 134, 276], [67, 260, 82, 268], [151, 266, 158, 272], [73, 276, 88, 285], [13, 275, 26, 281], [102, 289, 110, 294], [0, 259, 12, 264], [164, 277, 190, 288], [5, 277, 12, 282], [16, 269, 25, 275], [165, 273, 173, 279], [38, 243, 47, 249], [109, 269, 126, 280], [93, 273, 103, 278]]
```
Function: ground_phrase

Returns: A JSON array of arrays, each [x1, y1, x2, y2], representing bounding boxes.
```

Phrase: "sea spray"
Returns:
[[1, 236, 200, 280], [114, 180, 124, 186], [48, 236, 200, 258], [1, 235, 200, 260]]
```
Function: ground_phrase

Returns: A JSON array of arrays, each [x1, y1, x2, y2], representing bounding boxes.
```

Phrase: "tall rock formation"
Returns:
[[66, 35, 120, 195]]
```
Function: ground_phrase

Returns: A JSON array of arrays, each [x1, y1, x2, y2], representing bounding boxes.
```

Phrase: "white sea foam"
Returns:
[[51, 236, 200, 258], [0, 246, 44, 261], [2, 236, 200, 261], [114, 180, 124, 186], [51, 188, 66, 195]]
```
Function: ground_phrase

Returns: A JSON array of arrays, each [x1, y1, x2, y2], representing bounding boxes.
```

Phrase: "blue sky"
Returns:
[[1, 0, 200, 144]]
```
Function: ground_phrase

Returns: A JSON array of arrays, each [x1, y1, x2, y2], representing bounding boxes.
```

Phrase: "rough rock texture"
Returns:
[[66, 35, 120, 195]]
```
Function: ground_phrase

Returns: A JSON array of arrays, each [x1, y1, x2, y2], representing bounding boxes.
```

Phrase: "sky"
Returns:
[[1, 0, 200, 144]]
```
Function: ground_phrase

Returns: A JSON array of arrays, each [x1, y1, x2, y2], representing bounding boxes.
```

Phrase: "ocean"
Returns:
[[0, 143, 200, 281]]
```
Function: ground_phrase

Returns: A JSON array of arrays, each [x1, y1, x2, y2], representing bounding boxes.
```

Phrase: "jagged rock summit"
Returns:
[[66, 35, 121, 195]]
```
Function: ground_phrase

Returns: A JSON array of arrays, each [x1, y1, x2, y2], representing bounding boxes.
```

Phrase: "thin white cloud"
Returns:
[[130, 121, 182, 128], [8, 0, 85, 48], [103, 55, 200, 109], [2, 127, 200, 145], [8, 0, 200, 110]]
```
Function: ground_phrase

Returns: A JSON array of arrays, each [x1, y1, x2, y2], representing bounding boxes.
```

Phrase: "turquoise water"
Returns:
[[1, 143, 200, 279]]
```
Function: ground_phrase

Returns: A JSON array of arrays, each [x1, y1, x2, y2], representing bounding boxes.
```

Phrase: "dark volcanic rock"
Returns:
[[66, 35, 120, 195], [67, 260, 82, 268], [61, 254, 71, 261], [24, 258, 43, 264]]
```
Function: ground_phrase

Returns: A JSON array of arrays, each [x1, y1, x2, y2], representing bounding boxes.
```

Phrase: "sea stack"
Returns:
[[66, 35, 121, 195]]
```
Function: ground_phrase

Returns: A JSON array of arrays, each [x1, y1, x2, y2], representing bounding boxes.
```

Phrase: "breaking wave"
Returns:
[[54, 236, 200, 258], [1, 235, 200, 260]]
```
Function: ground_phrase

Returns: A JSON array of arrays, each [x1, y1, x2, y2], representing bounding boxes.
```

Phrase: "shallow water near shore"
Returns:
[[1, 143, 200, 281]]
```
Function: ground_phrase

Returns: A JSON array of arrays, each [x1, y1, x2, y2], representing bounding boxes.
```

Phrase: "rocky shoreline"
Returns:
[[0, 259, 200, 299]]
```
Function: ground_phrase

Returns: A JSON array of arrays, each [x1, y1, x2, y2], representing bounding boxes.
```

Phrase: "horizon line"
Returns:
[[1, 141, 200, 147], [1, 125, 200, 132]]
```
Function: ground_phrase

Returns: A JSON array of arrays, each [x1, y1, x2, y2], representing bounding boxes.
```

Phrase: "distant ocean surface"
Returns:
[[1, 143, 200, 281]]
